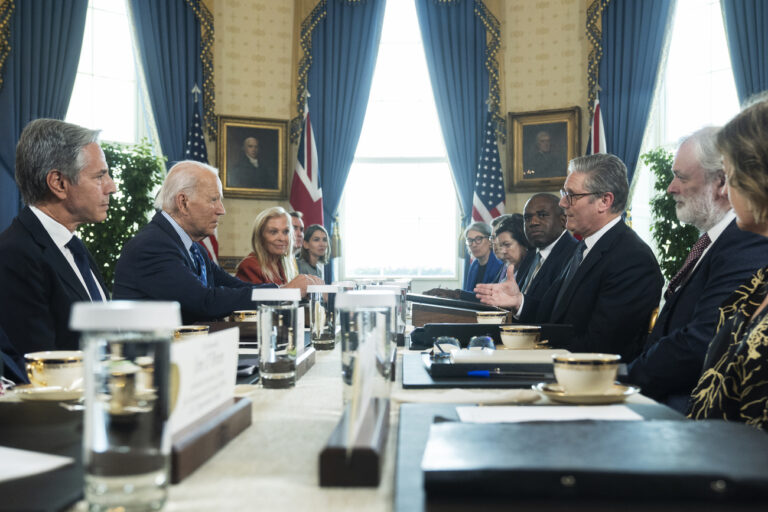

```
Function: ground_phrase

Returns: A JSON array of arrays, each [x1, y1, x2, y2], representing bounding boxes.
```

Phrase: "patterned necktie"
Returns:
[[65, 236, 104, 301], [189, 243, 208, 287], [552, 240, 586, 313], [664, 233, 711, 300], [521, 251, 542, 293]]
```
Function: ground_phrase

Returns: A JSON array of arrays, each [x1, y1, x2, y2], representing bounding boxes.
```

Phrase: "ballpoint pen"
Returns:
[[466, 368, 553, 379]]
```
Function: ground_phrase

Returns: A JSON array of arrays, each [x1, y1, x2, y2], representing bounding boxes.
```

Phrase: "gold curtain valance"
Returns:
[[0, 0, 14, 92], [587, 0, 611, 117]]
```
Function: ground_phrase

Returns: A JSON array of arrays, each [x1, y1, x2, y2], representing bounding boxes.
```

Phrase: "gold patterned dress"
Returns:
[[688, 267, 768, 429]]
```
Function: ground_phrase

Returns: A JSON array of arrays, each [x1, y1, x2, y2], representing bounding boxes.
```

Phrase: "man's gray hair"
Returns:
[[463, 221, 492, 238], [155, 160, 221, 213], [568, 153, 628, 213], [15, 118, 101, 205], [679, 126, 723, 181]]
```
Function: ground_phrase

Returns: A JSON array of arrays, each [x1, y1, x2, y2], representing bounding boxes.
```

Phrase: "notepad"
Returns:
[[0, 446, 73, 483]]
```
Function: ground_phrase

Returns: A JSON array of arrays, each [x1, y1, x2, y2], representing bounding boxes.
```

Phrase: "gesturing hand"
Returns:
[[474, 265, 523, 310]]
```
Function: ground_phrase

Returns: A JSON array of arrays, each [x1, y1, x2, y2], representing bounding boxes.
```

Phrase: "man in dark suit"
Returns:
[[113, 160, 312, 324], [476, 154, 663, 361], [0, 119, 115, 377], [627, 127, 768, 412], [227, 136, 278, 189], [517, 193, 578, 301]]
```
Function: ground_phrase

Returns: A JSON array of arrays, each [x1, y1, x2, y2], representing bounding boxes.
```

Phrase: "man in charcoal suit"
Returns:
[[0, 119, 115, 377], [627, 127, 768, 412], [476, 154, 663, 361]]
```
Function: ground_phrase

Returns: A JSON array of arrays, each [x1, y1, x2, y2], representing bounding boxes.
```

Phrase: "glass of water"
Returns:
[[253, 288, 301, 389]]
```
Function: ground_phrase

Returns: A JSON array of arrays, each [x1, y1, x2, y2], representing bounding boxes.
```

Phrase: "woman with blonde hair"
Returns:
[[236, 206, 321, 292], [687, 99, 768, 428]]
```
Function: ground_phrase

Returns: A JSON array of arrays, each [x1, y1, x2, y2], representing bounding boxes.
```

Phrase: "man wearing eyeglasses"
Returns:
[[476, 154, 663, 361], [516, 193, 578, 300]]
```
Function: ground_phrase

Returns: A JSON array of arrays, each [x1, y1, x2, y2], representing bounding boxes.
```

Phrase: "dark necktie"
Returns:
[[189, 242, 208, 287], [520, 251, 542, 293], [66, 236, 104, 301], [552, 240, 586, 313], [664, 233, 711, 300]]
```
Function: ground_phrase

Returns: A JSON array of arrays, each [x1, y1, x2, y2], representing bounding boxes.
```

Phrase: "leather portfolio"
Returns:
[[422, 420, 768, 500]]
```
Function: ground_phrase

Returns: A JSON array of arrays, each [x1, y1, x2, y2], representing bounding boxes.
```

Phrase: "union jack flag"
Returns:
[[587, 95, 606, 155], [289, 99, 324, 227], [471, 113, 505, 223]]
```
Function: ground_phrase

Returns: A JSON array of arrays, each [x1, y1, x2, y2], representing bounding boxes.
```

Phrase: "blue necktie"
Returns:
[[66, 236, 104, 301], [552, 240, 586, 313], [189, 243, 208, 287]]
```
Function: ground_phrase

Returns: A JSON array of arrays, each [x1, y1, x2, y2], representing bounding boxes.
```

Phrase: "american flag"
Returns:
[[289, 100, 324, 227], [471, 113, 506, 223], [587, 95, 606, 155], [185, 108, 219, 262]]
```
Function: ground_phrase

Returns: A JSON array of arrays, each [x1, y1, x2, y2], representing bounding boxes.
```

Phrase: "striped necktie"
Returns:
[[189, 243, 208, 287]]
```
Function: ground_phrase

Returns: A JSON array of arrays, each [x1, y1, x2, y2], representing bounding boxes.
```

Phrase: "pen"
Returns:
[[466, 369, 553, 379]]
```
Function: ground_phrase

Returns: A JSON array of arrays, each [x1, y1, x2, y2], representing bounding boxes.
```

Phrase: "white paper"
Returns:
[[456, 405, 643, 423], [170, 327, 239, 435], [0, 446, 73, 483]]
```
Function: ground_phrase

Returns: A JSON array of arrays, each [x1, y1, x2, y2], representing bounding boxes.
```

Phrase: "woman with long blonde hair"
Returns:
[[236, 206, 321, 292]]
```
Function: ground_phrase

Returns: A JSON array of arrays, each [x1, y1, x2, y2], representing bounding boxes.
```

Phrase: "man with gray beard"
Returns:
[[627, 126, 768, 412]]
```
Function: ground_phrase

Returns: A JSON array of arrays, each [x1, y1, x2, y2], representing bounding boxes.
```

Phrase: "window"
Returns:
[[631, 0, 740, 245], [340, 0, 459, 279], [65, 0, 153, 145]]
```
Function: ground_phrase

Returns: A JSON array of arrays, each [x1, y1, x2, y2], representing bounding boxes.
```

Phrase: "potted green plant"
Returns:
[[80, 140, 165, 290], [642, 147, 698, 281]]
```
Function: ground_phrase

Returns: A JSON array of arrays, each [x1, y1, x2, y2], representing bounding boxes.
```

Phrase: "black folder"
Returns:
[[422, 420, 768, 501]]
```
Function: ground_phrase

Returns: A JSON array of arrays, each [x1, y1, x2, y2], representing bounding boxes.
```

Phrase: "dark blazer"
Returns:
[[523, 231, 578, 301], [511, 249, 537, 285], [0, 206, 108, 372], [463, 251, 503, 292], [627, 219, 768, 411], [521, 220, 663, 361], [113, 212, 274, 324]]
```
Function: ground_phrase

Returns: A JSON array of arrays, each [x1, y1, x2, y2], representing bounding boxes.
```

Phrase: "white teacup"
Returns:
[[231, 310, 259, 322], [174, 325, 210, 340], [499, 325, 541, 349], [476, 311, 507, 324], [552, 353, 621, 394], [24, 350, 84, 389]]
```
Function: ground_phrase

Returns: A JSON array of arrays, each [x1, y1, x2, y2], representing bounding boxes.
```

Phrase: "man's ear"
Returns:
[[714, 171, 728, 199], [175, 192, 189, 215], [46, 170, 68, 200], [597, 191, 615, 214]]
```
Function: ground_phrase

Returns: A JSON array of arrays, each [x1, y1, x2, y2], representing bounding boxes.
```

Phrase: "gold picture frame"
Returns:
[[217, 116, 288, 199], [507, 107, 581, 191]]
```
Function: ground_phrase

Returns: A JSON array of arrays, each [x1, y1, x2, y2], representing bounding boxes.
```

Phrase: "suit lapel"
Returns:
[[153, 212, 209, 286], [18, 207, 91, 301]]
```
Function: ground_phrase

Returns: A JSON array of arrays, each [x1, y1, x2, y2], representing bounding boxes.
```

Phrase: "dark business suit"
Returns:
[[522, 231, 578, 301], [0, 207, 108, 373], [627, 219, 768, 412], [521, 221, 663, 361], [113, 212, 273, 324]]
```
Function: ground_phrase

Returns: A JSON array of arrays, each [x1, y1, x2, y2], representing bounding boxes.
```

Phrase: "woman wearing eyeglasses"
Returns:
[[462, 222, 503, 293], [687, 99, 768, 429]]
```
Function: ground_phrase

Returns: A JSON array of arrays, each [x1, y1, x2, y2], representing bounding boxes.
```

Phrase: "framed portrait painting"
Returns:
[[507, 107, 581, 191], [217, 116, 288, 199]]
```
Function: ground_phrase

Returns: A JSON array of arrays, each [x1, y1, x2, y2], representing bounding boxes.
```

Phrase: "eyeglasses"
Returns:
[[523, 211, 551, 222], [465, 235, 491, 246], [560, 189, 604, 206]]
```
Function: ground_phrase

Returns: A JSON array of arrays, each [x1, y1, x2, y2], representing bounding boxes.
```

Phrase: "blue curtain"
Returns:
[[415, 0, 487, 229], [0, 0, 88, 232], [722, 0, 768, 104], [307, 0, 386, 241], [599, 0, 673, 185], [129, 0, 202, 166]]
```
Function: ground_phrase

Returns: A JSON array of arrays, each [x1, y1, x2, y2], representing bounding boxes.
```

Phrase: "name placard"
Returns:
[[170, 327, 239, 435]]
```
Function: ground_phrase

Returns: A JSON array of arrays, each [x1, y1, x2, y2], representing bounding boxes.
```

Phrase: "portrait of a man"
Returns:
[[227, 129, 279, 189], [522, 122, 568, 179]]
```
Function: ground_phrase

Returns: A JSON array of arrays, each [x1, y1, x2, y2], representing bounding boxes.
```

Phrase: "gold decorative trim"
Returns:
[[0, 0, 14, 92], [186, 0, 216, 140], [474, 0, 504, 141], [291, 0, 327, 143], [586, 0, 610, 117]]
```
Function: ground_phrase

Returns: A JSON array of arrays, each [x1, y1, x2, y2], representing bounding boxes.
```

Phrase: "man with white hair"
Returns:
[[113, 160, 311, 323], [627, 127, 768, 412]]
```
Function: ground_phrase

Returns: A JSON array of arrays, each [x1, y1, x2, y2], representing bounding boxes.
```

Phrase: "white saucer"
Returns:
[[14, 384, 83, 402], [532, 382, 640, 405]]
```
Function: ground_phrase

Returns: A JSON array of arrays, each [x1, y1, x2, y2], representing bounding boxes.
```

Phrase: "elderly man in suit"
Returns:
[[516, 193, 578, 300], [0, 119, 115, 377], [476, 153, 663, 361], [113, 160, 313, 324], [627, 127, 768, 412]]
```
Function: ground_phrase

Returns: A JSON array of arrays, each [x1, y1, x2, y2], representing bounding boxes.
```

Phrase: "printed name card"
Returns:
[[170, 327, 239, 435]]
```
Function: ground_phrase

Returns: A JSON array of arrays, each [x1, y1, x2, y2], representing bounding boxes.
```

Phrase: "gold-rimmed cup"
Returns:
[[173, 325, 209, 340], [24, 350, 84, 388], [499, 325, 540, 349], [476, 311, 507, 324], [552, 353, 621, 394], [231, 310, 259, 322]]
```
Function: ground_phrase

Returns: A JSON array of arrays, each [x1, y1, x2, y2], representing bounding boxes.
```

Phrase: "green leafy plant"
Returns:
[[80, 140, 165, 290], [642, 147, 698, 281]]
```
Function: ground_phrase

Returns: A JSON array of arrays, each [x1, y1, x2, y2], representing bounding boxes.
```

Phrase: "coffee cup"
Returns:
[[499, 325, 540, 349], [552, 353, 621, 394], [24, 350, 84, 389], [173, 325, 209, 340], [231, 310, 259, 322], [476, 311, 507, 324]]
